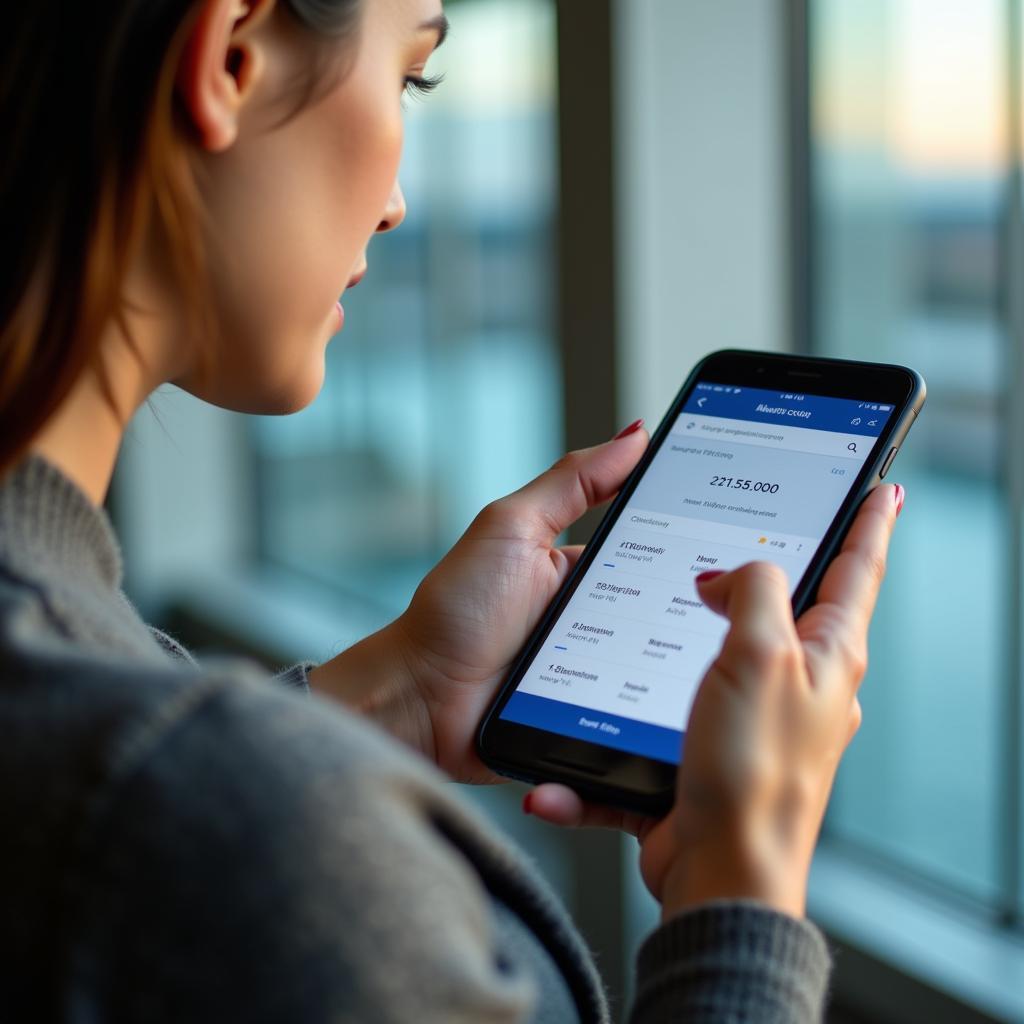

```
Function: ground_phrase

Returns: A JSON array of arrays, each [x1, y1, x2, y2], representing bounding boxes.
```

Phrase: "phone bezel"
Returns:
[[476, 349, 926, 815]]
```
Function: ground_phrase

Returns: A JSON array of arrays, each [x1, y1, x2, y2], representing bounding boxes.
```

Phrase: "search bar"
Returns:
[[670, 413, 869, 460]]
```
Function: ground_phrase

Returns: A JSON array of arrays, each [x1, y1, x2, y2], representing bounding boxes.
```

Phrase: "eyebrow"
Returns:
[[420, 13, 450, 50]]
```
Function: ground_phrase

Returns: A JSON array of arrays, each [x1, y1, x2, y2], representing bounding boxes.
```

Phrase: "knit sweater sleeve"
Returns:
[[66, 678, 558, 1024], [628, 901, 831, 1023], [147, 621, 315, 694], [271, 659, 315, 692]]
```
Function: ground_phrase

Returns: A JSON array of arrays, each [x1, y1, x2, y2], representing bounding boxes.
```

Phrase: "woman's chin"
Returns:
[[184, 359, 327, 416], [263, 365, 326, 415], [266, 329, 333, 414]]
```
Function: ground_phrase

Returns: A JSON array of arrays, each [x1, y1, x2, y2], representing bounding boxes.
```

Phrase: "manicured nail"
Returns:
[[613, 418, 644, 440], [522, 792, 534, 815], [695, 569, 726, 584], [894, 484, 905, 517]]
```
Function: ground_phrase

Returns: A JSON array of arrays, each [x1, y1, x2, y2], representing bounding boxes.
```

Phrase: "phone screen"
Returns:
[[496, 381, 895, 765]]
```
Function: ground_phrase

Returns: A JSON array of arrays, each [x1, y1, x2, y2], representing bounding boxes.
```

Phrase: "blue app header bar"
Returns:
[[683, 382, 894, 437]]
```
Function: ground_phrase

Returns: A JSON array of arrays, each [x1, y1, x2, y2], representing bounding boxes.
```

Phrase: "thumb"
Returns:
[[496, 424, 649, 542]]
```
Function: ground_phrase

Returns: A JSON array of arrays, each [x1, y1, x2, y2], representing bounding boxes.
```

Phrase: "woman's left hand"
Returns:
[[308, 424, 648, 782]]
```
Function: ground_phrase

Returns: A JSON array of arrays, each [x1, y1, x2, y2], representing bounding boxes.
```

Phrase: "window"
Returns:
[[811, 0, 1008, 907]]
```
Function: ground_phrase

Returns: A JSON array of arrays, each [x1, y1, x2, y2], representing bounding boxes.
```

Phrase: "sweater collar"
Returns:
[[0, 454, 122, 592]]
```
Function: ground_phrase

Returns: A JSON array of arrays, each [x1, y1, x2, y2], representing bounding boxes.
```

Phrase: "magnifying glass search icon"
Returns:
[[847, 442, 858, 453]]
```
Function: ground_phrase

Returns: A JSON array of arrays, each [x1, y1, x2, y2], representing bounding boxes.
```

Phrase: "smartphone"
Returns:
[[476, 349, 926, 815]]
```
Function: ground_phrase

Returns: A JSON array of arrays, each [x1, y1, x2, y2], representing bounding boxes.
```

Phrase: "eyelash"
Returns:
[[403, 73, 444, 99]]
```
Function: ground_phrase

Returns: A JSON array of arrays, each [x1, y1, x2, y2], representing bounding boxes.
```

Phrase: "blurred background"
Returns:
[[108, 1, 1024, 1020]]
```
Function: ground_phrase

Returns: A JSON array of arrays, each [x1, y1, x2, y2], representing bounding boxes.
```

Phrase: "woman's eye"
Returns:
[[402, 73, 444, 100]]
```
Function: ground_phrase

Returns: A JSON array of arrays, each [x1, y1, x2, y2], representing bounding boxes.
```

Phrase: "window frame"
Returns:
[[794, 0, 1024, 1016]]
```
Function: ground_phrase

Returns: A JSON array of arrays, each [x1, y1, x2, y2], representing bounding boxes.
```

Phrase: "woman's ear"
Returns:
[[175, 0, 277, 152]]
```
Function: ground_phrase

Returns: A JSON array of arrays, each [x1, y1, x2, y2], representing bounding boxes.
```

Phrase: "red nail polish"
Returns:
[[613, 418, 644, 440], [522, 792, 533, 815], [695, 569, 725, 584], [894, 484, 905, 517]]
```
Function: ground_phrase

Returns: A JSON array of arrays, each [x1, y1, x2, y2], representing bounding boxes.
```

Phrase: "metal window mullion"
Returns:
[[1000, 0, 1024, 927], [786, 0, 814, 358], [555, 2, 629, 1016]]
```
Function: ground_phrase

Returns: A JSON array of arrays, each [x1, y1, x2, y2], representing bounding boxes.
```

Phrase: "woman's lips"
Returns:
[[332, 266, 364, 332]]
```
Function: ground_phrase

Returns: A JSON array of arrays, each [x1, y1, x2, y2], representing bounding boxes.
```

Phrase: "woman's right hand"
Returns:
[[527, 482, 904, 922]]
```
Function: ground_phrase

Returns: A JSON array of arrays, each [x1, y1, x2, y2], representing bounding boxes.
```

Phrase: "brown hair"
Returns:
[[0, 0, 362, 478]]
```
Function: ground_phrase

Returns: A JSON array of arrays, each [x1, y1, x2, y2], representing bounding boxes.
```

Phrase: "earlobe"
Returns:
[[175, 0, 276, 152]]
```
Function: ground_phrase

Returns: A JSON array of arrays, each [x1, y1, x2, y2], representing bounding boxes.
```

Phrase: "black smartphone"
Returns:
[[476, 349, 926, 816]]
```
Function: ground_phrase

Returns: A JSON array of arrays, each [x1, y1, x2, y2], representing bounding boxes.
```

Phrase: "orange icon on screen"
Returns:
[[758, 537, 767, 544]]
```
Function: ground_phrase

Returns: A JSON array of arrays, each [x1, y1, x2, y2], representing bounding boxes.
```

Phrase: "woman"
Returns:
[[0, 0, 902, 1020]]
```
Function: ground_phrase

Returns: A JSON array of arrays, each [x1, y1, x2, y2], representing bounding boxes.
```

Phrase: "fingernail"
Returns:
[[613, 418, 644, 440], [522, 792, 534, 815], [894, 484, 905, 517], [695, 569, 726, 584]]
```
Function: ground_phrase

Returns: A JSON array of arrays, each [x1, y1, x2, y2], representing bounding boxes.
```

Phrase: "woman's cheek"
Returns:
[[350, 98, 405, 237]]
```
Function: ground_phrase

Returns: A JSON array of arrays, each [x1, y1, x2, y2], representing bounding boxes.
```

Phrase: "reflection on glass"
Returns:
[[250, 1, 561, 626], [812, 0, 1005, 902]]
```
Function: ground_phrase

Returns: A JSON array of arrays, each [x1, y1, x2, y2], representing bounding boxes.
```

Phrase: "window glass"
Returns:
[[250, 0, 561, 627], [811, 0, 1006, 902]]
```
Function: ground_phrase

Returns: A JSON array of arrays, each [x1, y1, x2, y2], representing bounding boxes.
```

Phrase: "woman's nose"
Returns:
[[377, 181, 406, 233]]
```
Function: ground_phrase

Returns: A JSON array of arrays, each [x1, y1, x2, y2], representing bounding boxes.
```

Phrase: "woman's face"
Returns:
[[173, 0, 446, 414]]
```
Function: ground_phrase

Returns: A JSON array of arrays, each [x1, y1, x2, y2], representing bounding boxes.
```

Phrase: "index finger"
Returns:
[[808, 483, 903, 636]]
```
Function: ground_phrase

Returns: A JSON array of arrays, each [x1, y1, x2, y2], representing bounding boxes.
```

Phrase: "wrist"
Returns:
[[658, 830, 811, 923], [308, 620, 435, 758]]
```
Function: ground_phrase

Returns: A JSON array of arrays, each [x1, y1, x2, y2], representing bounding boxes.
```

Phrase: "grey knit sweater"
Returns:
[[0, 453, 831, 1022]]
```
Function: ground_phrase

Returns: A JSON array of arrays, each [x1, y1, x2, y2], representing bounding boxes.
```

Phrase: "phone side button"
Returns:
[[879, 446, 899, 479]]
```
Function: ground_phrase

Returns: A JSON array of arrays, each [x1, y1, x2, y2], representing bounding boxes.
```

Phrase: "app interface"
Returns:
[[499, 382, 894, 764]]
